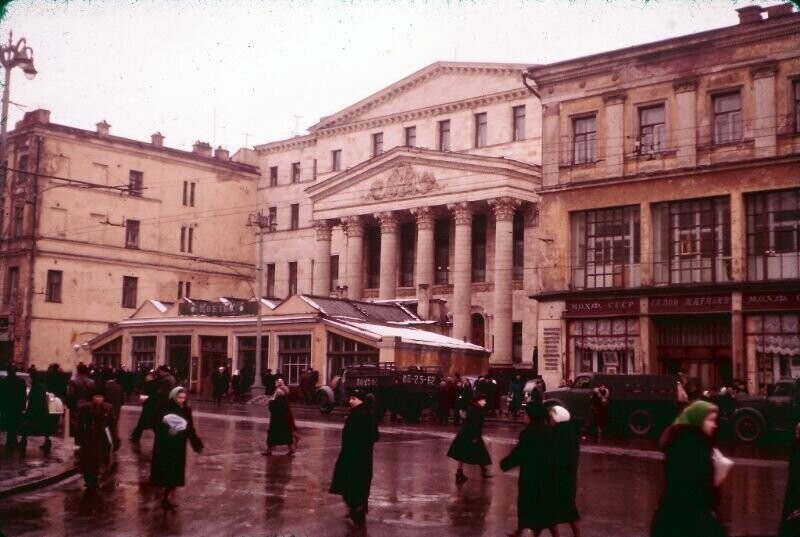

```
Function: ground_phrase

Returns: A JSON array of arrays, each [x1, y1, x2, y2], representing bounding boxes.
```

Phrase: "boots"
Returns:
[[455, 469, 467, 483]]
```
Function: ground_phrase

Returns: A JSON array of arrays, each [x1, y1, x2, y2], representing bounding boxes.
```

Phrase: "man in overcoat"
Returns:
[[76, 387, 116, 489], [1, 365, 27, 451], [329, 389, 379, 526]]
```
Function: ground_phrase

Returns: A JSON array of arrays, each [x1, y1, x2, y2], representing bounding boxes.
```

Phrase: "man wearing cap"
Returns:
[[329, 389, 379, 526]]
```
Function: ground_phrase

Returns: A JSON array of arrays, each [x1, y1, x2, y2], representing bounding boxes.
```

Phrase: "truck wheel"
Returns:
[[316, 391, 333, 414], [628, 408, 654, 437], [733, 413, 763, 443]]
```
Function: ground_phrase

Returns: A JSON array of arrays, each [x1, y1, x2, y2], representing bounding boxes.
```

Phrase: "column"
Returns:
[[448, 202, 472, 342], [312, 220, 332, 296], [490, 197, 520, 365], [751, 62, 777, 158], [673, 78, 698, 168], [602, 92, 626, 178], [342, 215, 364, 300], [376, 211, 398, 300], [411, 206, 435, 288]]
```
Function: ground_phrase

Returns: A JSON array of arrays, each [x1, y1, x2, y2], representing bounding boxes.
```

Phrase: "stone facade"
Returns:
[[0, 110, 260, 368], [254, 62, 543, 370], [528, 4, 800, 391]]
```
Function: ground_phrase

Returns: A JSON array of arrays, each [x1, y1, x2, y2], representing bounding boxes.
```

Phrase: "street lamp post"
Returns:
[[247, 210, 274, 397], [1, 31, 37, 174]]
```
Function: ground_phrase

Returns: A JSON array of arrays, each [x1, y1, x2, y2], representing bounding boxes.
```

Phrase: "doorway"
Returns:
[[166, 335, 191, 387], [200, 336, 228, 397], [471, 313, 486, 347]]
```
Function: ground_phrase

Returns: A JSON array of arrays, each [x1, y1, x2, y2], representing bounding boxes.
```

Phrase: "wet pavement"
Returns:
[[0, 405, 789, 537]]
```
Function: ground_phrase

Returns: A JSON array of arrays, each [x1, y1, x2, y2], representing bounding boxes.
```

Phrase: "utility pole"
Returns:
[[247, 210, 274, 397]]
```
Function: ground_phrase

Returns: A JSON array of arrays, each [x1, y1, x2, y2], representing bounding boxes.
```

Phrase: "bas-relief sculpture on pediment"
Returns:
[[363, 163, 441, 201]]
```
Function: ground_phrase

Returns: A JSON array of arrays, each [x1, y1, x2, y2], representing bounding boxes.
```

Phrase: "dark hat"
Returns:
[[91, 384, 106, 398], [348, 389, 367, 402], [525, 401, 548, 421]]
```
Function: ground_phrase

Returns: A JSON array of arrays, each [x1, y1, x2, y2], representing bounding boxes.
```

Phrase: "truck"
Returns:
[[315, 363, 443, 422], [730, 378, 800, 443], [541, 373, 680, 437]]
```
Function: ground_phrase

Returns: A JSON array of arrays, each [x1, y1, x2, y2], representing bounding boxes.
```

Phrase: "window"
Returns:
[[16, 154, 28, 184], [474, 112, 487, 148], [366, 227, 381, 289], [639, 105, 666, 153], [269, 166, 278, 187], [331, 150, 342, 172], [46, 270, 63, 302], [180, 226, 193, 253], [313, 159, 317, 181], [278, 334, 311, 385], [573, 116, 597, 164], [237, 336, 268, 388], [571, 206, 641, 289], [182, 181, 188, 206], [405, 126, 417, 147], [400, 222, 415, 287], [513, 105, 526, 142], [125, 219, 140, 249], [713, 92, 742, 144], [122, 276, 138, 308], [746, 188, 800, 280], [570, 318, 639, 374], [747, 314, 800, 393], [438, 120, 451, 151], [268, 207, 277, 231], [434, 218, 450, 285], [12, 205, 24, 238], [131, 336, 156, 371], [513, 212, 524, 280], [190, 182, 195, 207], [794, 81, 800, 133], [291, 162, 300, 183], [330, 255, 339, 292], [93, 337, 121, 369], [512, 322, 523, 364], [4, 266, 19, 304], [472, 214, 487, 282], [266, 263, 276, 297], [177, 281, 192, 299], [128, 170, 143, 197], [372, 132, 384, 157], [290, 204, 299, 230], [328, 333, 379, 380], [288, 261, 298, 296], [653, 197, 731, 284]]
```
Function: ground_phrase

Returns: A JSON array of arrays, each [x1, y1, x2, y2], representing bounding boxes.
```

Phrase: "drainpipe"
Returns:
[[21, 134, 41, 366]]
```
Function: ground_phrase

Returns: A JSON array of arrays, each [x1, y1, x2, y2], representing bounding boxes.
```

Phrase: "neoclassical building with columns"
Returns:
[[238, 62, 543, 379]]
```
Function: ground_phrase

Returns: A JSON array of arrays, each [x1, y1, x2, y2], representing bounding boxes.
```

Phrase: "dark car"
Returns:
[[731, 378, 800, 443]]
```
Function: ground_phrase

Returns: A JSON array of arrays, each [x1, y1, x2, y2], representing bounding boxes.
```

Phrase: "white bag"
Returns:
[[162, 413, 188, 436], [47, 393, 65, 415], [712, 447, 734, 486]]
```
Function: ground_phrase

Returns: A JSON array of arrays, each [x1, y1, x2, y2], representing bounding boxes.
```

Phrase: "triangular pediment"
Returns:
[[309, 61, 531, 132], [306, 147, 540, 219]]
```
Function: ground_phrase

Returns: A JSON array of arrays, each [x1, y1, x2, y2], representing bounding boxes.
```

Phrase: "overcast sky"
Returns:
[[4, 0, 762, 153]]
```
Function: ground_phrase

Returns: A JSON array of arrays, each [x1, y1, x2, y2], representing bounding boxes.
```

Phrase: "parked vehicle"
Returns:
[[731, 378, 800, 443], [315, 363, 443, 421], [542, 373, 679, 437]]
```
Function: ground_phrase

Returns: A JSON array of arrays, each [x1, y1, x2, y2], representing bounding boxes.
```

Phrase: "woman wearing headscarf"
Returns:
[[650, 400, 727, 537], [500, 402, 560, 537], [264, 385, 298, 456], [779, 423, 800, 537], [20, 372, 59, 454], [150, 387, 203, 510], [549, 403, 582, 537], [448, 393, 492, 483]]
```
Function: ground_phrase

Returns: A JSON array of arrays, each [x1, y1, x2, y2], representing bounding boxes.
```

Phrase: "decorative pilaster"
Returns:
[[490, 198, 521, 365], [448, 202, 473, 342], [375, 211, 399, 300], [313, 220, 333, 296], [342, 215, 364, 300]]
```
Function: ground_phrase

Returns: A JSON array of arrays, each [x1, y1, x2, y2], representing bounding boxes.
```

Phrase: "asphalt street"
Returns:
[[0, 404, 788, 537]]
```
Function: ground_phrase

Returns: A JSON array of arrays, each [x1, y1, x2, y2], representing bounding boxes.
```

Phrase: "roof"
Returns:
[[325, 319, 486, 352], [299, 295, 420, 323]]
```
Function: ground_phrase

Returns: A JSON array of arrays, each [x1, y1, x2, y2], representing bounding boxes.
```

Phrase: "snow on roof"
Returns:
[[325, 319, 486, 352], [149, 300, 171, 313], [260, 297, 279, 310]]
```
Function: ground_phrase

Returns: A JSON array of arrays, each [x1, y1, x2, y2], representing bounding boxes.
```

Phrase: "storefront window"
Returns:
[[568, 318, 639, 374], [327, 333, 378, 381], [237, 336, 268, 389], [132, 336, 157, 371], [746, 313, 800, 394], [278, 334, 312, 385], [93, 337, 122, 368]]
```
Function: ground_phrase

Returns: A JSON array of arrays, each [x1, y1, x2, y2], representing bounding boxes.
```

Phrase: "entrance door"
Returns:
[[471, 313, 486, 348], [200, 336, 228, 397], [166, 335, 191, 387]]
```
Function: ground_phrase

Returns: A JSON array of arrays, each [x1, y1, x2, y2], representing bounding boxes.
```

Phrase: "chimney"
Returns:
[[736, 5, 764, 23], [192, 140, 212, 158], [766, 3, 794, 18], [151, 132, 165, 147], [214, 146, 230, 161], [96, 120, 111, 138], [16, 109, 51, 129]]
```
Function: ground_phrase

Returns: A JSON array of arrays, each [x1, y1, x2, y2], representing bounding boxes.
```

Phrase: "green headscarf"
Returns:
[[673, 400, 717, 427]]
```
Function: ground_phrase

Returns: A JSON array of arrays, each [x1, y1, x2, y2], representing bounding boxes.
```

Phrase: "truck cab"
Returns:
[[732, 378, 800, 442]]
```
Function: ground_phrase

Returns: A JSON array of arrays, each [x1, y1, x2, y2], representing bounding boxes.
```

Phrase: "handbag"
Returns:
[[47, 393, 65, 415], [712, 447, 734, 486]]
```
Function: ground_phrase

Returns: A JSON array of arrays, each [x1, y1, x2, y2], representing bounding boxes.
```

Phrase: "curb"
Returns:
[[0, 459, 79, 499]]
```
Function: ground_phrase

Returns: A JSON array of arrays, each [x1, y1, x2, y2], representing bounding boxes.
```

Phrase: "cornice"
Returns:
[[256, 135, 318, 155]]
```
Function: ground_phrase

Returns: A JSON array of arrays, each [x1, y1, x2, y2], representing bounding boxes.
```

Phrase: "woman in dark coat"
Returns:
[[500, 402, 560, 537], [330, 389, 379, 526], [150, 387, 203, 510], [264, 387, 297, 455], [20, 373, 59, 453], [130, 371, 158, 443], [76, 387, 116, 489], [779, 423, 800, 537], [549, 404, 582, 537], [448, 393, 491, 482], [651, 400, 726, 537]]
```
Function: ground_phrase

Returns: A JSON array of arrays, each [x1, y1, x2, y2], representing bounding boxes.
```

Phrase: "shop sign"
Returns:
[[742, 291, 800, 311], [179, 301, 260, 316], [649, 293, 731, 314], [565, 297, 640, 317]]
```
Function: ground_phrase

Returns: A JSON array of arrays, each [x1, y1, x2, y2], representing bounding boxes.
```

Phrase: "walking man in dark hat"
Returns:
[[329, 389, 379, 526]]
